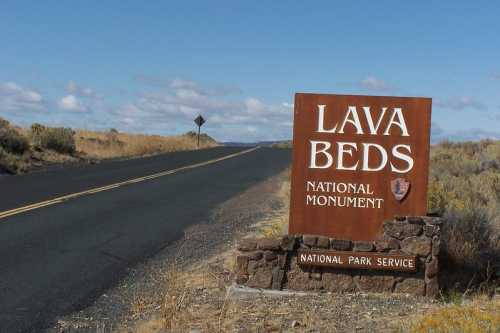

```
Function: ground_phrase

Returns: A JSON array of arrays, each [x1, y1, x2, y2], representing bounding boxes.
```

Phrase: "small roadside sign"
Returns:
[[194, 115, 206, 127], [194, 115, 206, 148]]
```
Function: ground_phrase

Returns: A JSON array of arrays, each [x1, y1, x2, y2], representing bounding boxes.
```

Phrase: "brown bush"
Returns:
[[0, 118, 29, 154]]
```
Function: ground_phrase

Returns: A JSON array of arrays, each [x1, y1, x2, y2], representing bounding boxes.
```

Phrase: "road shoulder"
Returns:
[[46, 167, 289, 333]]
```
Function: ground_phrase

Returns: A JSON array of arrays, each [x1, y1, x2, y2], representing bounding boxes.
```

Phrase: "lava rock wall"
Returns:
[[234, 216, 442, 297]]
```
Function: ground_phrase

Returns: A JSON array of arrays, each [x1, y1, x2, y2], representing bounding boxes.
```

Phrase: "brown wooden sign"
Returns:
[[298, 249, 417, 272], [289, 93, 432, 241]]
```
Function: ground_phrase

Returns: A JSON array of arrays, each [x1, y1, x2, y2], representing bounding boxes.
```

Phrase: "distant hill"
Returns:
[[223, 140, 291, 147]]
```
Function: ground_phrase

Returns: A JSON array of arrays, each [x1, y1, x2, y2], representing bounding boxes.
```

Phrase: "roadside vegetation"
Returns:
[[428, 140, 500, 294], [0, 118, 32, 173], [0, 117, 218, 174], [75, 129, 216, 159], [270, 140, 292, 148], [404, 295, 499, 333]]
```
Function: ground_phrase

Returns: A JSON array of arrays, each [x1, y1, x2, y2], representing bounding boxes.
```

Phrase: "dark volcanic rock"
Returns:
[[401, 236, 431, 257], [425, 276, 439, 298], [353, 241, 374, 252], [432, 236, 440, 256], [357, 274, 394, 293], [302, 235, 317, 247], [271, 267, 285, 290], [247, 267, 273, 289], [394, 278, 425, 296], [425, 256, 438, 278], [280, 235, 296, 251], [257, 238, 281, 251], [238, 239, 257, 251], [407, 216, 424, 225], [383, 221, 423, 240], [236, 255, 249, 275], [264, 251, 278, 261], [374, 234, 400, 251], [247, 251, 263, 261], [323, 272, 356, 292], [330, 239, 352, 251], [316, 236, 330, 248]]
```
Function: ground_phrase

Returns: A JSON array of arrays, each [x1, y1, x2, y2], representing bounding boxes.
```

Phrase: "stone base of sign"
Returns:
[[234, 216, 442, 298]]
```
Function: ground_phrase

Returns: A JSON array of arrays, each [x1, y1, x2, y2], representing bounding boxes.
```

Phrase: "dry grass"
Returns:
[[259, 168, 291, 238], [130, 259, 231, 333], [75, 129, 217, 159], [403, 296, 500, 333], [0, 116, 218, 173]]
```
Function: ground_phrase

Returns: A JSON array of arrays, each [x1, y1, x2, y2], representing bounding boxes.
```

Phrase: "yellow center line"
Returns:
[[0, 147, 259, 220]]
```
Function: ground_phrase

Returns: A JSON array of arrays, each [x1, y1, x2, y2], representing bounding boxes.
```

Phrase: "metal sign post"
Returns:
[[194, 115, 206, 148]]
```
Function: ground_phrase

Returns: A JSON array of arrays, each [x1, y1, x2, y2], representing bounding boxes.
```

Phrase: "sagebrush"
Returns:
[[427, 140, 500, 291], [30, 124, 76, 154], [0, 119, 29, 154]]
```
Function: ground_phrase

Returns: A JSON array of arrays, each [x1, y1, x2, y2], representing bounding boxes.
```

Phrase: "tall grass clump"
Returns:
[[428, 140, 500, 291], [30, 124, 76, 154]]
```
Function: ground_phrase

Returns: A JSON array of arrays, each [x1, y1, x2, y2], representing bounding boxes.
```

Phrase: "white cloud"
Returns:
[[58, 95, 87, 112], [0, 82, 44, 112], [435, 96, 486, 111], [134, 74, 242, 96], [112, 78, 292, 141], [360, 76, 392, 92], [4, 78, 499, 143], [66, 81, 99, 99]]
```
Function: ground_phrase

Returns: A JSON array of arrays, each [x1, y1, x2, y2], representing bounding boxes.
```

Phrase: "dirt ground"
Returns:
[[46, 170, 497, 333]]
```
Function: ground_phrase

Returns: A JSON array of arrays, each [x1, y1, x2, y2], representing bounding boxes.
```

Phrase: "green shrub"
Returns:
[[0, 124, 29, 154], [0, 118, 10, 129], [183, 131, 216, 144], [0, 146, 27, 173], [428, 140, 500, 290], [184, 131, 197, 137], [44, 128, 75, 154], [31, 125, 76, 154]]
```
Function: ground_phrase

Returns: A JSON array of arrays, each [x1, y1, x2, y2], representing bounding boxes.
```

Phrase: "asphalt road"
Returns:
[[0, 146, 291, 332]]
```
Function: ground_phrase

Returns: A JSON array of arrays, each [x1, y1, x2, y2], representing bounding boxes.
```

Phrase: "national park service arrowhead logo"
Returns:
[[391, 178, 410, 201]]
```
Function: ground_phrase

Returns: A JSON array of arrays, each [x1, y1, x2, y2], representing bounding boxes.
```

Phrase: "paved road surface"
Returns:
[[0, 147, 291, 332]]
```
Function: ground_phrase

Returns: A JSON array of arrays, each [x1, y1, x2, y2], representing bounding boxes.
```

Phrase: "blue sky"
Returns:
[[1, 1, 499, 142]]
